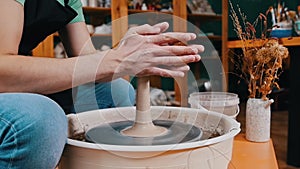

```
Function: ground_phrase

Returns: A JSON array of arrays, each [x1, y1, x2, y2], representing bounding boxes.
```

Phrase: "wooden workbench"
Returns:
[[230, 134, 278, 169]]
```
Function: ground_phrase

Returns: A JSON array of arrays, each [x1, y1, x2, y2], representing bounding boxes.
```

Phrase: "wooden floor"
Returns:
[[237, 102, 300, 169]]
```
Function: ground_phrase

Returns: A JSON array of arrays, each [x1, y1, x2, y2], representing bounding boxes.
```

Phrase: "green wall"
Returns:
[[224, 0, 299, 38]]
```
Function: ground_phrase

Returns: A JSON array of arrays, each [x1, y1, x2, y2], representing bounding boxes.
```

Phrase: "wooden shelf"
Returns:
[[82, 6, 111, 15], [201, 35, 222, 41], [276, 36, 300, 46], [228, 36, 300, 48], [128, 9, 172, 15], [188, 13, 222, 22], [83, 7, 222, 22]]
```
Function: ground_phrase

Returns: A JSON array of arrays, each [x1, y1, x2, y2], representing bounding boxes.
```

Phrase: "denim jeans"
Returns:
[[0, 93, 67, 169], [0, 79, 135, 168], [73, 78, 135, 113]]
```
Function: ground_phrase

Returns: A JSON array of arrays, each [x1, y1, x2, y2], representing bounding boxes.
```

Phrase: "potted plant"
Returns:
[[229, 2, 289, 142]]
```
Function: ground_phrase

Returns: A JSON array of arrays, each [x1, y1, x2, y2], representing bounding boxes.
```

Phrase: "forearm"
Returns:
[[0, 51, 113, 94], [0, 22, 204, 95]]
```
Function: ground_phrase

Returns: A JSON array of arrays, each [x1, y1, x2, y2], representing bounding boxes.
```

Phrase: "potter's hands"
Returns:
[[104, 22, 204, 78]]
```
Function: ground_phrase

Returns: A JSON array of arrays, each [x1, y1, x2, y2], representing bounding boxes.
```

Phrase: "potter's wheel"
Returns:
[[85, 77, 202, 146], [85, 120, 202, 145]]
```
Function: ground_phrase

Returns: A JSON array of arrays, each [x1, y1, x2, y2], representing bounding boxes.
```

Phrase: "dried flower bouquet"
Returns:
[[229, 2, 289, 100]]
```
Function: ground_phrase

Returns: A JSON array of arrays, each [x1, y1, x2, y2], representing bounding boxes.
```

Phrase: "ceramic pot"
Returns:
[[246, 98, 274, 142]]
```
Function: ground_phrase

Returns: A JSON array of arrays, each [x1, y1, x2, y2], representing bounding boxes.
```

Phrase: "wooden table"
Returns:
[[227, 37, 300, 167], [230, 134, 278, 169]]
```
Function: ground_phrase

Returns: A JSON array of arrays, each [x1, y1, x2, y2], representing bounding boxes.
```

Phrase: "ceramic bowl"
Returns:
[[271, 21, 293, 38], [270, 28, 292, 38], [294, 20, 300, 36]]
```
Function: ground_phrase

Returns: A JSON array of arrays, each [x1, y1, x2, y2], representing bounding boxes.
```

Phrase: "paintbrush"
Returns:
[[270, 6, 276, 25]]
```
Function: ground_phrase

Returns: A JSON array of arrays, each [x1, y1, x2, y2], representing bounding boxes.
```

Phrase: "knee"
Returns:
[[20, 94, 68, 139], [0, 93, 67, 168], [2, 93, 67, 141], [23, 94, 67, 167], [74, 79, 136, 111], [110, 78, 136, 107]]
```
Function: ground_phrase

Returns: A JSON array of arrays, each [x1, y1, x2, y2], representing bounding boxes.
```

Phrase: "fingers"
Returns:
[[152, 55, 200, 66], [156, 45, 205, 56], [136, 65, 190, 78], [128, 22, 169, 35], [188, 44, 205, 53], [152, 22, 169, 33], [141, 45, 203, 64], [159, 65, 190, 72], [147, 32, 197, 45], [117, 22, 205, 78]]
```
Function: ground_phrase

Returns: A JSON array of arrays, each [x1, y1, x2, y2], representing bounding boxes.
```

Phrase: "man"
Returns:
[[0, 0, 204, 168]]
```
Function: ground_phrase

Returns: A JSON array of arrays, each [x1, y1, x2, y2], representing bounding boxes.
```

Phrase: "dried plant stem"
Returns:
[[229, 1, 289, 100]]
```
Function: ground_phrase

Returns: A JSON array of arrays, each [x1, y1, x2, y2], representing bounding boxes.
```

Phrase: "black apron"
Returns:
[[19, 0, 77, 55], [19, 0, 78, 112]]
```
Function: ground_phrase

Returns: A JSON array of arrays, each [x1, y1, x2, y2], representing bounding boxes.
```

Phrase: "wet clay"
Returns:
[[121, 77, 168, 137], [84, 77, 203, 145], [86, 120, 201, 145]]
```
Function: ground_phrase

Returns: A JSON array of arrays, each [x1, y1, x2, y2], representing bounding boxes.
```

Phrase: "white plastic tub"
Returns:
[[59, 106, 240, 169], [189, 92, 240, 119]]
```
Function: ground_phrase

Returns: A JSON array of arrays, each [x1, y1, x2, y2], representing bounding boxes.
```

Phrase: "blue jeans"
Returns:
[[73, 79, 135, 113], [0, 79, 135, 168], [0, 93, 67, 169]]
